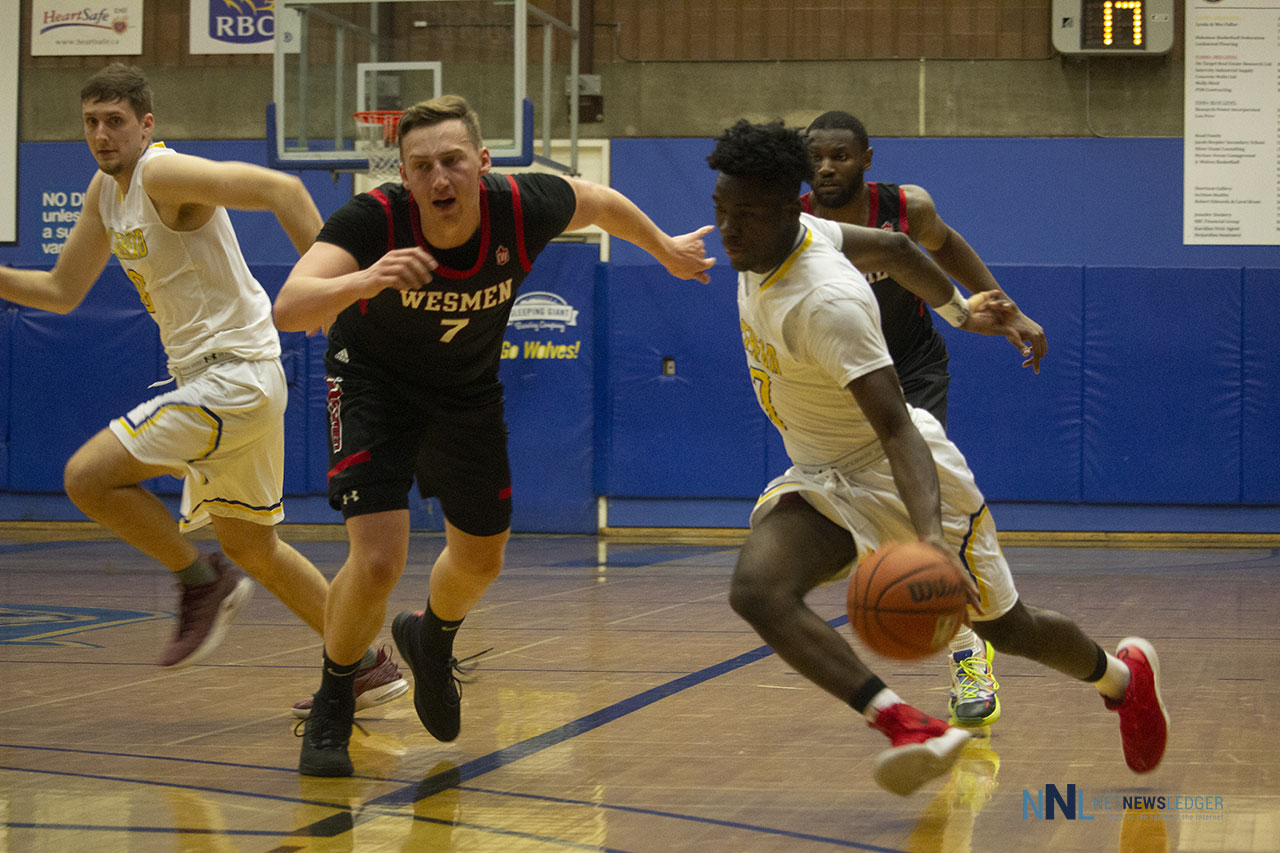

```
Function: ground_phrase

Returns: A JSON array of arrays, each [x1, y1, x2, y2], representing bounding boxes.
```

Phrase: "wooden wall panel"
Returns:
[[592, 0, 1057, 62]]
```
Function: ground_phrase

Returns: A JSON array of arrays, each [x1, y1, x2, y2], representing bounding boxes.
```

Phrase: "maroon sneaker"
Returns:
[[159, 553, 254, 668], [291, 645, 409, 718], [1105, 637, 1169, 773], [869, 702, 971, 796]]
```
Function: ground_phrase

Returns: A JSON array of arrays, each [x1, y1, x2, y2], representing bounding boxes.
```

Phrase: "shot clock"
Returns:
[[1051, 0, 1175, 55]]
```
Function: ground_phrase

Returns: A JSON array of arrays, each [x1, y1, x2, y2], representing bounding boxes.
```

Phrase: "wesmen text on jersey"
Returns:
[[319, 172, 576, 400]]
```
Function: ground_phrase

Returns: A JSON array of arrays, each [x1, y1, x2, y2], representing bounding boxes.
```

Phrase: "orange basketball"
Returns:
[[847, 541, 969, 660]]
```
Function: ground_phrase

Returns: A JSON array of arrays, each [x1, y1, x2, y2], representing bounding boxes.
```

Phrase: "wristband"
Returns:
[[934, 287, 970, 328]]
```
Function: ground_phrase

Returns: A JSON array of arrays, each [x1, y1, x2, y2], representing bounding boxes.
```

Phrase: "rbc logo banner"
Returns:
[[188, 0, 300, 54]]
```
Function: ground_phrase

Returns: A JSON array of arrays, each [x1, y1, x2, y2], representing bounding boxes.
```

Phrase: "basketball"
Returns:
[[847, 541, 969, 660]]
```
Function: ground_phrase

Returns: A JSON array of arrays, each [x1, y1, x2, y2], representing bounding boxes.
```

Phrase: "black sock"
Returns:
[[848, 676, 888, 714], [421, 600, 465, 659], [1084, 643, 1108, 683], [316, 651, 359, 707]]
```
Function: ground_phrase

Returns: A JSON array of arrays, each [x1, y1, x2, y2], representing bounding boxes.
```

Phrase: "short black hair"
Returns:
[[707, 119, 810, 197], [80, 63, 153, 119], [805, 110, 869, 150]]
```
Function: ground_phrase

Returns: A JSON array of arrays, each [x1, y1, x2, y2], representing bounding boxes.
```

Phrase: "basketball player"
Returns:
[[805, 110, 1049, 728], [0, 64, 407, 714], [710, 119, 1167, 796], [274, 94, 716, 777]]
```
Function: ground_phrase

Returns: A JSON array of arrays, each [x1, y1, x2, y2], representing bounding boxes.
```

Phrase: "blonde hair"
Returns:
[[397, 95, 482, 153]]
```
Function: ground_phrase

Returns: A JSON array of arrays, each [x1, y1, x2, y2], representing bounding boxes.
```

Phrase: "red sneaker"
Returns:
[[291, 645, 409, 719], [869, 703, 971, 796], [1105, 637, 1169, 773], [159, 553, 254, 668]]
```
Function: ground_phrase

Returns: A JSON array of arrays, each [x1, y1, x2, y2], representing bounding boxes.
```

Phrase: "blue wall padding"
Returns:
[[1081, 266, 1242, 503], [603, 263, 769, 497], [607, 139, 723, 269], [608, 137, 1280, 270], [0, 302, 11, 488], [4, 138, 1280, 529], [0, 141, 353, 269], [500, 243, 598, 532], [1242, 268, 1280, 503], [7, 266, 163, 490], [942, 265, 1085, 502]]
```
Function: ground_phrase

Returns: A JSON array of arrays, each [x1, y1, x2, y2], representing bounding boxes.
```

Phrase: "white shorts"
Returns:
[[749, 409, 1019, 621], [109, 358, 287, 531]]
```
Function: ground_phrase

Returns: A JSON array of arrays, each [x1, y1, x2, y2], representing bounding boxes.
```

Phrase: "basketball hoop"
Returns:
[[353, 110, 403, 182]]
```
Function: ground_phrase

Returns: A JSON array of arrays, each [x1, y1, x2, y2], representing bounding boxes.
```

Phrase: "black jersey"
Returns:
[[319, 172, 576, 402], [802, 183, 947, 380]]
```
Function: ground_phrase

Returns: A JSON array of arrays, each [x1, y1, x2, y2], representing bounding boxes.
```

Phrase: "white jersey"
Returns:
[[737, 213, 894, 466], [98, 143, 280, 374]]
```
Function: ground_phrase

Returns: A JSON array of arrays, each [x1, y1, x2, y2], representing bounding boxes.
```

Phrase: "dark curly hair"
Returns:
[[707, 119, 811, 197], [805, 110, 869, 150]]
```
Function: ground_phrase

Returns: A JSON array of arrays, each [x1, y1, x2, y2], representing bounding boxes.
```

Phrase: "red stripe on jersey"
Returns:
[[327, 449, 371, 479], [897, 186, 910, 236], [409, 185, 491, 279], [368, 188, 396, 252], [866, 183, 879, 227], [799, 191, 814, 214], [498, 484, 512, 500], [505, 174, 532, 272]]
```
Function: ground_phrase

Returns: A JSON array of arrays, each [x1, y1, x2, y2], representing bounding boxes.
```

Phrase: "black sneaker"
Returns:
[[296, 694, 354, 777], [392, 610, 488, 742]]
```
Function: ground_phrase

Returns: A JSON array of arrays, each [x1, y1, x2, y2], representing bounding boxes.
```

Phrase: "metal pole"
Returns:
[[298, 8, 309, 149], [542, 25, 553, 159], [335, 27, 345, 151]]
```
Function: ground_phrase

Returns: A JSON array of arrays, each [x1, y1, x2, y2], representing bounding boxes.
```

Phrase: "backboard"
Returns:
[[268, 0, 580, 175]]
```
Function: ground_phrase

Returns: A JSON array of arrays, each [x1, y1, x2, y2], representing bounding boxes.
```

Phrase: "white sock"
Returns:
[[949, 625, 983, 656], [863, 687, 905, 724], [1095, 653, 1131, 701]]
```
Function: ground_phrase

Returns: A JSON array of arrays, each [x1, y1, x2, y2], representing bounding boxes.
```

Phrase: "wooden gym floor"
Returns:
[[2, 528, 1278, 852]]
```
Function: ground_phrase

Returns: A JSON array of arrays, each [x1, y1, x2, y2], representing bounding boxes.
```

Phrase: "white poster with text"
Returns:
[[189, 0, 300, 55], [1184, 0, 1280, 245], [31, 1, 142, 56]]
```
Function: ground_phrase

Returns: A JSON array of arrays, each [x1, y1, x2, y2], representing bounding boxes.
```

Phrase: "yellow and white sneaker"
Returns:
[[948, 641, 1001, 727]]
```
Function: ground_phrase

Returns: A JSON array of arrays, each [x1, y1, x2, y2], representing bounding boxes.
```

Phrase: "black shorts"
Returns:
[[325, 372, 512, 536], [898, 359, 951, 429]]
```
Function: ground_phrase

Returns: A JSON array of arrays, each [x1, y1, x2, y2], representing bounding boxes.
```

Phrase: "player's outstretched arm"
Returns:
[[274, 242, 436, 333], [836, 224, 956, 305], [563, 178, 715, 283], [141, 153, 324, 256], [906, 184, 1047, 372], [0, 175, 110, 314]]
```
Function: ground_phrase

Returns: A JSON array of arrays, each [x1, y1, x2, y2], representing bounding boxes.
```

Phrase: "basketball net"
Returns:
[[354, 110, 402, 183]]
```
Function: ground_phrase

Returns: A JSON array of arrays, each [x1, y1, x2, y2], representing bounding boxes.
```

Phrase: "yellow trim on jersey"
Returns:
[[754, 481, 796, 509], [759, 227, 814, 291], [114, 404, 221, 460]]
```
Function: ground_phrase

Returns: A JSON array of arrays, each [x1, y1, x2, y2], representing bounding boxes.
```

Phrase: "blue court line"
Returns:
[[292, 621, 910, 851], [4, 615, 910, 851]]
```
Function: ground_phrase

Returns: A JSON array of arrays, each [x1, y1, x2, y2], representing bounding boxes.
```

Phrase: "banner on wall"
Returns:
[[31, 0, 142, 55], [1183, 0, 1280, 245], [189, 0, 300, 54]]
